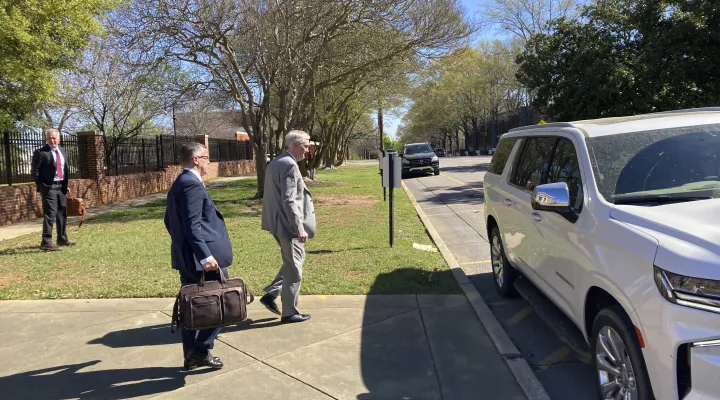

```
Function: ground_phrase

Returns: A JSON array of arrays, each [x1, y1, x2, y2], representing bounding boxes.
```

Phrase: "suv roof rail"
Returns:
[[648, 107, 720, 114], [508, 122, 575, 133]]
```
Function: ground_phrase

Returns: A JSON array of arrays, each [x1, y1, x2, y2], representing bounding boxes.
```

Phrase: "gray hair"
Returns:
[[178, 142, 206, 164], [285, 130, 310, 150], [45, 128, 60, 138]]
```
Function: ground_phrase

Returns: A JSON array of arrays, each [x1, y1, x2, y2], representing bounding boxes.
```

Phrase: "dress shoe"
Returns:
[[57, 241, 76, 247], [40, 243, 61, 251], [183, 351, 223, 371], [281, 313, 311, 324], [260, 293, 281, 316]]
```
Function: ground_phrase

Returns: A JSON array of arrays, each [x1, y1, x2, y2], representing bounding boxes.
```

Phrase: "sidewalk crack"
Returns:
[[416, 295, 445, 400], [218, 340, 338, 400]]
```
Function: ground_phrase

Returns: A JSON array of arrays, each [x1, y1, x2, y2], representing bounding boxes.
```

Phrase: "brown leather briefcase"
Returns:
[[67, 191, 86, 227], [171, 271, 254, 332]]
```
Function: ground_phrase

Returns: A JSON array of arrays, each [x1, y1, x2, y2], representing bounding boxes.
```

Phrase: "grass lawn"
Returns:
[[0, 165, 460, 299]]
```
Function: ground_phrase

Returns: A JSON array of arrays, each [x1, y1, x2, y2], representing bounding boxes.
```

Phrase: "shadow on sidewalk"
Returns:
[[358, 268, 457, 400], [86, 317, 286, 350], [87, 323, 176, 348], [0, 360, 213, 399]]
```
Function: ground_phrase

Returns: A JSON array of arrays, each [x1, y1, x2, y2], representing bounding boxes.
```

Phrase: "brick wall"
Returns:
[[0, 160, 255, 226]]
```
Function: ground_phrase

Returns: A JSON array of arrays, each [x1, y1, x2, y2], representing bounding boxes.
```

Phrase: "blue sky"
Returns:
[[379, 0, 486, 139]]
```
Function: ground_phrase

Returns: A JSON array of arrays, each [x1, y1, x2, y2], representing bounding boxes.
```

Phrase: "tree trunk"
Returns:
[[253, 142, 266, 199]]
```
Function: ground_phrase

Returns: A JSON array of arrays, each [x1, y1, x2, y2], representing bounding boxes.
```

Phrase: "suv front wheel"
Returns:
[[591, 306, 654, 400], [489, 226, 518, 297]]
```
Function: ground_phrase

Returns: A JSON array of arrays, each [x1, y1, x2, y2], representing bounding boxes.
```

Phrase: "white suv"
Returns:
[[484, 109, 720, 400]]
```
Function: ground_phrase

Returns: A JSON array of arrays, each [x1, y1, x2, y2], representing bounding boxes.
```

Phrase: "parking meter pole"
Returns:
[[389, 154, 394, 248]]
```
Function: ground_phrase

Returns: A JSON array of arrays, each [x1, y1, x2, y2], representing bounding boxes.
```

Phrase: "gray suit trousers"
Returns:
[[263, 235, 304, 317]]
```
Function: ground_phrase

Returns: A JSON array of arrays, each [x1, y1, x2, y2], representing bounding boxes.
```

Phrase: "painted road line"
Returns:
[[507, 306, 535, 325], [538, 347, 573, 371], [425, 209, 482, 217], [442, 174, 483, 192], [458, 260, 491, 265], [424, 212, 458, 217]]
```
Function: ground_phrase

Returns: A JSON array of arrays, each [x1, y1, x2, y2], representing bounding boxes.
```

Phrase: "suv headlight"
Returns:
[[431, 156, 438, 162], [654, 266, 720, 313], [402, 158, 409, 164]]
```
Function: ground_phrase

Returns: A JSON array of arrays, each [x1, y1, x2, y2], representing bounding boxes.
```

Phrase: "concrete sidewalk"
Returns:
[[0, 295, 527, 399], [0, 174, 254, 242]]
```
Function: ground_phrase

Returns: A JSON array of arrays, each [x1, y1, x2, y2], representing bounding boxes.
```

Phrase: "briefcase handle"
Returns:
[[199, 269, 228, 288]]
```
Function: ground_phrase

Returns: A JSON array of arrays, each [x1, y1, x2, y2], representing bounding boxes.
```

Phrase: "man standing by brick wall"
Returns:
[[31, 128, 75, 251]]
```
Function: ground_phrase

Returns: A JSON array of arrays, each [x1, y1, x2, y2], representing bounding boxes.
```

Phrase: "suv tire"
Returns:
[[489, 226, 518, 297], [591, 306, 654, 400], [434, 168, 440, 176]]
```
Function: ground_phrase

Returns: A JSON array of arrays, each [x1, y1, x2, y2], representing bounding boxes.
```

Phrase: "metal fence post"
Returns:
[[156, 136, 162, 170], [114, 141, 120, 176], [141, 138, 146, 174], [3, 130, 13, 186]]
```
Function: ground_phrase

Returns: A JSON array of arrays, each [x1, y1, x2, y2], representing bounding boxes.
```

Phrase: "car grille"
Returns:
[[409, 158, 432, 167]]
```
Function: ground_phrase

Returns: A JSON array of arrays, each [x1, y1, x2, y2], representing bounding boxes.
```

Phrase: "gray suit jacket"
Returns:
[[261, 152, 316, 239]]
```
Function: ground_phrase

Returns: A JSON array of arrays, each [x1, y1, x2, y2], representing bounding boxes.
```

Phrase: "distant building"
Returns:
[[471, 106, 543, 152]]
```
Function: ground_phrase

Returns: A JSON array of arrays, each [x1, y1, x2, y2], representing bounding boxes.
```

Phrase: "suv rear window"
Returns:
[[488, 137, 519, 175]]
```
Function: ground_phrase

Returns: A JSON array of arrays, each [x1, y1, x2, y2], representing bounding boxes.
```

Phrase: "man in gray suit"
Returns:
[[260, 130, 316, 323]]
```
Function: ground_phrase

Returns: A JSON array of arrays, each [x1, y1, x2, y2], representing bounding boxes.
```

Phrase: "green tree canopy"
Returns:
[[0, 0, 117, 127], [517, 0, 720, 121]]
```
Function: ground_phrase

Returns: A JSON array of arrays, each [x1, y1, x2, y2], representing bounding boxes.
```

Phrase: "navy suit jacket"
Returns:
[[164, 170, 233, 283], [31, 144, 70, 194]]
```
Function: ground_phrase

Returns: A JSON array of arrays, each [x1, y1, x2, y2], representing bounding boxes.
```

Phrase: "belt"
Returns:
[[51, 182, 63, 188]]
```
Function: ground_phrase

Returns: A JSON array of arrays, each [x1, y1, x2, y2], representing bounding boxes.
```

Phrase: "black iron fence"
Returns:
[[0, 129, 79, 186], [208, 138, 253, 162], [104, 135, 197, 176], [104, 135, 253, 176], [0, 130, 256, 182]]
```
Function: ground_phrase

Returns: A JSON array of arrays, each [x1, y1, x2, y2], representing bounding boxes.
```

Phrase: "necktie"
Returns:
[[55, 150, 63, 180]]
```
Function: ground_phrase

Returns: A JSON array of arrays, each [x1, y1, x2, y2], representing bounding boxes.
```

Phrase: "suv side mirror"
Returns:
[[531, 182, 573, 214]]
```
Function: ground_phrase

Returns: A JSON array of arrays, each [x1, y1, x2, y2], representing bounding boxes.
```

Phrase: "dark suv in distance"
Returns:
[[401, 143, 439, 178], [435, 148, 446, 157]]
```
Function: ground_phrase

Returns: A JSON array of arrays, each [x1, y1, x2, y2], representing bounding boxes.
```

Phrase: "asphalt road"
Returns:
[[403, 155, 598, 400]]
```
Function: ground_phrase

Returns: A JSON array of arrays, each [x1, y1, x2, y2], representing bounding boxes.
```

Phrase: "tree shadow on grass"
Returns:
[[0, 245, 45, 256]]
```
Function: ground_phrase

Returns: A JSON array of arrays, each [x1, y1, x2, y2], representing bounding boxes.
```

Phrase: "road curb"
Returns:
[[402, 180, 551, 400]]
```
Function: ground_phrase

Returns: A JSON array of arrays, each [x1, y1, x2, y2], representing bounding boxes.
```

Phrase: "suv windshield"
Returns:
[[404, 144, 433, 155], [587, 123, 720, 204]]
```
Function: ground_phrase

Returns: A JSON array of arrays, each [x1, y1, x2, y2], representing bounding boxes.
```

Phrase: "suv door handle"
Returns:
[[531, 212, 542, 222], [503, 199, 513, 206]]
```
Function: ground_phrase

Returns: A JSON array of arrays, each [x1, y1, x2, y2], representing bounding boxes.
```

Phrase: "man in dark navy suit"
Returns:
[[164, 142, 232, 370], [31, 128, 75, 251]]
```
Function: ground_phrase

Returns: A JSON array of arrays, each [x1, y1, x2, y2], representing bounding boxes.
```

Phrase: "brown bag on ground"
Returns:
[[66, 191, 86, 228], [171, 271, 254, 332]]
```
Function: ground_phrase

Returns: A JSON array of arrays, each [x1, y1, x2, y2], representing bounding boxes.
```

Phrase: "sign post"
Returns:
[[382, 153, 401, 247], [378, 149, 386, 201]]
